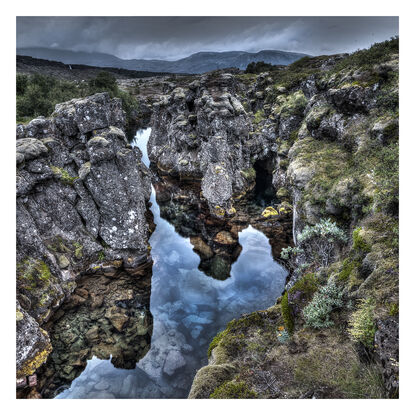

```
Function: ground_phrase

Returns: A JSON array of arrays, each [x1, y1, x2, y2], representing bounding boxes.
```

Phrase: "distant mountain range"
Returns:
[[16, 47, 309, 74]]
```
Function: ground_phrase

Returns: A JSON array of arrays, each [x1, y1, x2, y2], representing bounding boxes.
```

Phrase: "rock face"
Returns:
[[16, 93, 152, 379], [184, 43, 399, 398], [148, 71, 277, 215]]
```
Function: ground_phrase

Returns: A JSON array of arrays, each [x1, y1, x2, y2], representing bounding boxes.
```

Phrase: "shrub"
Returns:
[[88, 71, 118, 94], [281, 218, 347, 269], [348, 298, 376, 348], [303, 280, 344, 329], [245, 61, 276, 74]]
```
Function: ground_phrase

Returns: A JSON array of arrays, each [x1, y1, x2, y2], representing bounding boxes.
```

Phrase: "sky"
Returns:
[[16, 16, 399, 61]]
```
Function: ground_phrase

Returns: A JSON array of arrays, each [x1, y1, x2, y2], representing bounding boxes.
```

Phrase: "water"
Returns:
[[55, 128, 287, 399]]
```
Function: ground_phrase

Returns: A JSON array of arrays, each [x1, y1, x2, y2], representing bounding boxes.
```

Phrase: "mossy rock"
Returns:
[[188, 364, 236, 399]]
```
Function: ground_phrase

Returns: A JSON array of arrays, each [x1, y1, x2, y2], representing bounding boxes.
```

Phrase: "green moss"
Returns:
[[352, 227, 371, 253], [207, 313, 265, 358], [281, 292, 294, 334], [73, 242, 83, 259], [98, 250, 105, 261], [338, 258, 360, 282], [240, 167, 256, 181], [17, 258, 52, 289], [388, 303, 399, 316], [210, 381, 257, 399], [50, 165, 78, 185], [253, 109, 265, 124], [348, 298, 376, 349], [280, 91, 307, 117], [289, 273, 319, 298], [208, 329, 227, 358]]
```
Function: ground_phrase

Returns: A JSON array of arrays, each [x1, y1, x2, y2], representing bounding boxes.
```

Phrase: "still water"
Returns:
[[56, 128, 287, 399]]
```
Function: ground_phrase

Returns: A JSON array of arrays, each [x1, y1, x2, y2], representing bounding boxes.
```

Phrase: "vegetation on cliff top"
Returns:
[[16, 71, 139, 126]]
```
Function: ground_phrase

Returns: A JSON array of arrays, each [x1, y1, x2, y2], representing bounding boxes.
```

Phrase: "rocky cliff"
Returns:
[[16, 93, 152, 379], [182, 39, 399, 398]]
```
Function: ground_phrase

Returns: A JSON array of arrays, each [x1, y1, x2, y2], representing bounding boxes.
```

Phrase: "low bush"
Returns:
[[245, 61, 276, 74], [281, 218, 348, 270], [303, 280, 344, 329]]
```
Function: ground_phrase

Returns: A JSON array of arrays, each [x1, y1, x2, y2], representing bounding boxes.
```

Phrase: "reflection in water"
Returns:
[[51, 128, 288, 399]]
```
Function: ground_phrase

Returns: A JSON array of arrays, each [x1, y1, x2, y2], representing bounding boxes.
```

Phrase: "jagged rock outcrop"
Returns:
[[16, 93, 152, 379], [148, 71, 277, 216], [186, 41, 399, 399]]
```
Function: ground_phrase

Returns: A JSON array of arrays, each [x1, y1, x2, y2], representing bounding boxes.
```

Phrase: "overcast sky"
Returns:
[[16, 16, 399, 61]]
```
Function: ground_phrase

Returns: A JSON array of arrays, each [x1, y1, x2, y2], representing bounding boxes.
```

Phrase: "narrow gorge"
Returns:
[[16, 38, 399, 399]]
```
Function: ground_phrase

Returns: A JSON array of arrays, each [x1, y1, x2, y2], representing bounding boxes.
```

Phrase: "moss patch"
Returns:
[[210, 381, 258, 399]]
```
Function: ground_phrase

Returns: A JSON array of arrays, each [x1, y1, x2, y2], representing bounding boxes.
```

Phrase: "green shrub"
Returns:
[[348, 298, 376, 348], [281, 219, 347, 269], [281, 292, 294, 334], [88, 71, 118, 94], [210, 381, 257, 399], [245, 61, 276, 74], [303, 280, 344, 329]]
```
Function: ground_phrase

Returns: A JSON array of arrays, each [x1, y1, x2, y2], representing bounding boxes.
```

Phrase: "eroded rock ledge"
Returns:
[[16, 93, 152, 379]]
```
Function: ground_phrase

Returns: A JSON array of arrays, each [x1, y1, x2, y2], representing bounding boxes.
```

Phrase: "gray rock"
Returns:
[[163, 350, 186, 376]]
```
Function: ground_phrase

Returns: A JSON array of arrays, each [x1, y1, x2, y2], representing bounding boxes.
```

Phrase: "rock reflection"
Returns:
[[38, 268, 153, 398]]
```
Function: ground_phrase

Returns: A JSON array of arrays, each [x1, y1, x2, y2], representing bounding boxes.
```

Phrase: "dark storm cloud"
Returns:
[[16, 16, 398, 60]]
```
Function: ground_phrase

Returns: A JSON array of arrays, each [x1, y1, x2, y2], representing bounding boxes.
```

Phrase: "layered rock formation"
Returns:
[[16, 93, 152, 379]]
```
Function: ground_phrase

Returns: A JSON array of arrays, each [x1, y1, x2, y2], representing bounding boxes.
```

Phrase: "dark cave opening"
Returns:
[[253, 159, 277, 208]]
